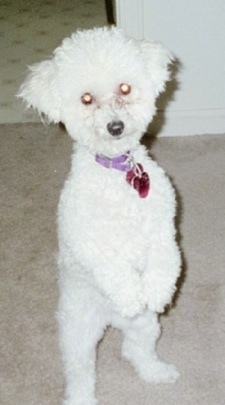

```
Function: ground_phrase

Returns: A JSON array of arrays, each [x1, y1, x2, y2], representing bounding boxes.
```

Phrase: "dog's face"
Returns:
[[18, 27, 172, 156]]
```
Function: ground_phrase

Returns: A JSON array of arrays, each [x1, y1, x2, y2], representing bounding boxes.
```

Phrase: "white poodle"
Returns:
[[18, 27, 181, 405]]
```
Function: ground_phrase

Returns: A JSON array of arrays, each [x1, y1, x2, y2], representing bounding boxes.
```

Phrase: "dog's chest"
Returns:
[[58, 150, 173, 272], [60, 158, 164, 239]]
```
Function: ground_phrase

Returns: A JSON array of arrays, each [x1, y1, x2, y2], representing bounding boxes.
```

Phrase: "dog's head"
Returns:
[[18, 27, 172, 156]]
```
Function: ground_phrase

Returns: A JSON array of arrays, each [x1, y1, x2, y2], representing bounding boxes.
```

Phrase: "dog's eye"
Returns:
[[119, 83, 131, 95], [81, 93, 94, 105]]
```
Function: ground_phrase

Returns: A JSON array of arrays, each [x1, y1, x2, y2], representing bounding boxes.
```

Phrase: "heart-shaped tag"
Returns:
[[126, 164, 150, 198]]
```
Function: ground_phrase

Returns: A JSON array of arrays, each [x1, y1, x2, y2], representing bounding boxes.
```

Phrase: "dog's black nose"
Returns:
[[107, 120, 124, 136]]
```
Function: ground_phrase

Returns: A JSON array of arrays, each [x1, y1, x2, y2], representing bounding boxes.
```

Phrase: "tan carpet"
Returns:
[[1, 124, 225, 405], [0, 0, 107, 124]]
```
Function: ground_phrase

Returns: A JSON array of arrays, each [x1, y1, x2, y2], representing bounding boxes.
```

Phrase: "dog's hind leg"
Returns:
[[118, 310, 179, 384], [57, 285, 106, 405]]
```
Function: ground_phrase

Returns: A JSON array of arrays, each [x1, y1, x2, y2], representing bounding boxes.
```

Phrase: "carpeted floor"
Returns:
[[0, 124, 225, 405], [0, 0, 108, 124]]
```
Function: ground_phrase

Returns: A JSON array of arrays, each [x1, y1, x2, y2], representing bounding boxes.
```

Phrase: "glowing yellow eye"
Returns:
[[120, 83, 131, 95], [81, 93, 94, 105]]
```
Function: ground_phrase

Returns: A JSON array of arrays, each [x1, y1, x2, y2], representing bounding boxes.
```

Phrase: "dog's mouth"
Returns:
[[107, 120, 125, 138]]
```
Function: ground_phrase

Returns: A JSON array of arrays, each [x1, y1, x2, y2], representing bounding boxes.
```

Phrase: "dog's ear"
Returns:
[[140, 40, 173, 96], [17, 59, 61, 123]]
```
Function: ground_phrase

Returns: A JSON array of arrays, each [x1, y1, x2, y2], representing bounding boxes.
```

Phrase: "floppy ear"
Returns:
[[140, 40, 173, 96], [17, 59, 61, 123]]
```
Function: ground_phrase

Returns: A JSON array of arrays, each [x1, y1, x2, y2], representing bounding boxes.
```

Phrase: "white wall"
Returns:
[[116, 0, 225, 136]]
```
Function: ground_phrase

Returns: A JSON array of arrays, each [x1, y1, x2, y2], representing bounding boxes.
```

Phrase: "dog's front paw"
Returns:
[[147, 289, 174, 313], [120, 299, 145, 318], [147, 298, 168, 314], [112, 288, 146, 318], [144, 277, 175, 314]]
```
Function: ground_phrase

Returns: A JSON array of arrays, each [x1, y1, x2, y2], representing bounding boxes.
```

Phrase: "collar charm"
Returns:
[[126, 163, 150, 198], [95, 152, 150, 198]]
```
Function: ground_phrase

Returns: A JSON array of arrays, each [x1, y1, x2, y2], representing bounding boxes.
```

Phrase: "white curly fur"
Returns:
[[18, 27, 181, 405]]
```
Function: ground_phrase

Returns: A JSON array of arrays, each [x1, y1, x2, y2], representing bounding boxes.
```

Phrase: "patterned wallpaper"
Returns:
[[0, 0, 107, 124]]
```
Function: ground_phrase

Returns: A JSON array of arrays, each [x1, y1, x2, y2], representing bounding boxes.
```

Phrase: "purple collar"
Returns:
[[95, 151, 150, 198], [95, 152, 132, 172]]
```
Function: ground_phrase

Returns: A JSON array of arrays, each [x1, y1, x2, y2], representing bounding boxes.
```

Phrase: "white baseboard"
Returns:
[[151, 109, 225, 137]]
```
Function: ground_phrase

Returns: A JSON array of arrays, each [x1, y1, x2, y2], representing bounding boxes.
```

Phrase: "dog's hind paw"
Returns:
[[63, 399, 98, 405], [137, 360, 180, 384]]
